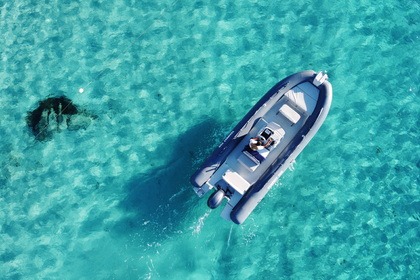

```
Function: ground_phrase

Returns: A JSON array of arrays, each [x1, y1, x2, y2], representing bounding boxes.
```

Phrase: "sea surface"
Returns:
[[1, 0, 419, 279]]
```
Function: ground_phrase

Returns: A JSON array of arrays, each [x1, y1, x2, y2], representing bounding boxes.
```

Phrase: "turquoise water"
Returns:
[[1, 0, 419, 279]]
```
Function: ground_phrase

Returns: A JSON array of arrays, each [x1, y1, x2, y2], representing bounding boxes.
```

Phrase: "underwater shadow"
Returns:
[[112, 118, 226, 239]]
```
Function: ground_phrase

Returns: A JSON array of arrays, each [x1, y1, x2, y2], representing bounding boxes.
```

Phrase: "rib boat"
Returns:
[[190, 70, 333, 224]]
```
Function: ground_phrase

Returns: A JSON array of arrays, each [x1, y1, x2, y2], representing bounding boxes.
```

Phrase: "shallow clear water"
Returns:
[[1, 0, 419, 279]]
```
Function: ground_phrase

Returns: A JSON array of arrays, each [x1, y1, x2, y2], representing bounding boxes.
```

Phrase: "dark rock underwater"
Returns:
[[27, 96, 95, 141]]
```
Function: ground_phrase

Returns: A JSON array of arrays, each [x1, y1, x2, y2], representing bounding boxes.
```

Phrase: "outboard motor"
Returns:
[[207, 189, 225, 209]]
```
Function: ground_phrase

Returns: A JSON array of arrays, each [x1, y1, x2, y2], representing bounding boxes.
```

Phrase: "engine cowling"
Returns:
[[207, 189, 225, 209]]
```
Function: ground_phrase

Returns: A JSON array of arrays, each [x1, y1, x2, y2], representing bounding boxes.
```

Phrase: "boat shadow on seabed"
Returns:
[[112, 119, 225, 240]]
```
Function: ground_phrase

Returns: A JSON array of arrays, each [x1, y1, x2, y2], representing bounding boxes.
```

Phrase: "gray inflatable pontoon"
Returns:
[[191, 70, 333, 224]]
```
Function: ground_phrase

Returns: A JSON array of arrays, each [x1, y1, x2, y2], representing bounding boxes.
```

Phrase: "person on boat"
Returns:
[[249, 136, 273, 151]]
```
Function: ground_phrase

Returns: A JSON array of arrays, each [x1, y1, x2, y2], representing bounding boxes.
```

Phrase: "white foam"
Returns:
[[191, 210, 211, 235]]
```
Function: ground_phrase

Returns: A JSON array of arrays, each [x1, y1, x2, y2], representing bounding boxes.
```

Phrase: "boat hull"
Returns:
[[191, 70, 333, 224]]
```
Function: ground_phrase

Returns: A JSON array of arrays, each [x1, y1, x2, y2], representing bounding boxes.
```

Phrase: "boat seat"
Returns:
[[238, 150, 260, 172], [222, 170, 250, 195], [258, 148, 270, 158], [279, 104, 301, 125], [285, 82, 319, 114]]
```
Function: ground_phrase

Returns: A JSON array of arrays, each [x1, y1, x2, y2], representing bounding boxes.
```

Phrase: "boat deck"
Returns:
[[207, 82, 320, 194]]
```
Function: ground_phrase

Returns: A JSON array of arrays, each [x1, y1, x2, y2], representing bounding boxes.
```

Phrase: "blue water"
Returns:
[[1, 0, 419, 279]]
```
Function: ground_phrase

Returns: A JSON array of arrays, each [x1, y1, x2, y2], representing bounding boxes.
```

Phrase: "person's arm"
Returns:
[[264, 138, 273, 147]]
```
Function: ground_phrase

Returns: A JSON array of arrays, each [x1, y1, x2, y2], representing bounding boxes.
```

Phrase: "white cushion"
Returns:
[[222, 170, 250, 194], [279, 104, 300, 124], [285, 82, 319, 114]]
